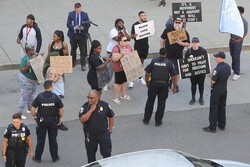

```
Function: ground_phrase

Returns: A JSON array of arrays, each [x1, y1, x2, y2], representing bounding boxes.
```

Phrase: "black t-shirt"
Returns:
[[185, 47, 207, 58], [161, 27, 190, 60], [131, 21, 149, 50], [79, 100, 114, 134], [87, 53, 104, 80]]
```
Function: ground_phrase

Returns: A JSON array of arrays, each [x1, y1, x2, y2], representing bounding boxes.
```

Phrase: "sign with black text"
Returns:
[[177, 54, 210, 79], [134, 20, 155, 40], [172, 2, 202, 22]]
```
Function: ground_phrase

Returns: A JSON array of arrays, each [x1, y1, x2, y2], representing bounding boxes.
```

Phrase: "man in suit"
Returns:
[[67, 2, 90, 71]]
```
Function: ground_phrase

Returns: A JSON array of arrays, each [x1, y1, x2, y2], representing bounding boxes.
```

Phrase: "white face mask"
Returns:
[[174, 22, 183, 30]]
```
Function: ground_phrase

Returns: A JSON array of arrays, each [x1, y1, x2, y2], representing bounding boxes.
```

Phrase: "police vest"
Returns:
[[151, 58, 170, 82], [7, 123, 27, 151], [38, 93, 58, 117]]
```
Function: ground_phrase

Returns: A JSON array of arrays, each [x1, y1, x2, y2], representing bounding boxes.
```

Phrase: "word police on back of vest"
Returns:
[[41, 103, 55, 107]]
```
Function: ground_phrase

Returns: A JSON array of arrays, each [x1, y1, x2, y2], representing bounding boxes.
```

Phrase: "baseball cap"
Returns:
[[192, 37, 200, 43], [175, 17, 182, 22], [26, 14, 35, 21], [213, 52, 226, 59]]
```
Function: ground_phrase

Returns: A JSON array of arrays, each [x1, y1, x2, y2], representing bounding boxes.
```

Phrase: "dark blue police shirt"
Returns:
[[79, 100, 114, 134], [212, 62, 231, 88]]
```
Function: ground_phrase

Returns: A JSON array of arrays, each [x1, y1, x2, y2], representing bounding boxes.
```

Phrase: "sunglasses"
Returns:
[[122, 39, 128, 42], [175, 22, 181, 24], [87, 96, 97, 100]]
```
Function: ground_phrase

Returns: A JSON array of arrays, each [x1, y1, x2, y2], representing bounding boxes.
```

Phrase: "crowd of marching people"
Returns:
[[1, 1, 248, 166]]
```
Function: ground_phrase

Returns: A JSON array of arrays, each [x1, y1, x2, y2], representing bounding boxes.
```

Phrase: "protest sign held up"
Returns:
[[29, 54, 45, 83], [178, 54, 211, 79], [97, 62, 113, 88], [50, 56, 73, 74], [134, 20, 155, 40], [167, 29, 187, 45], [120, 50, 144, 82]]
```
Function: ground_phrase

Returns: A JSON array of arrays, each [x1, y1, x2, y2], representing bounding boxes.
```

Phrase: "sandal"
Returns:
[[113, 98, 121, 104], [120, 95, 131, 100]]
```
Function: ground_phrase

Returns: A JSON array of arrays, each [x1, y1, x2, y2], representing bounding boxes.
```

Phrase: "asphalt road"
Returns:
[[0, 104, 250, 167]]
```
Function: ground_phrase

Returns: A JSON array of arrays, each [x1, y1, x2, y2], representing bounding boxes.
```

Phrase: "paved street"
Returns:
[[0, 0, 250, 166]]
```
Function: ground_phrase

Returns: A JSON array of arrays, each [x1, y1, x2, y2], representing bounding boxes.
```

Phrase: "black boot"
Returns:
[[189, 96, 195, 105], [158, 0, 166, 6], [199, 96, 204, 105]]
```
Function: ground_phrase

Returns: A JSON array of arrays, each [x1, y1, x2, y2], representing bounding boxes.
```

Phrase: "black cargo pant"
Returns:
[[5, 150, 27, 167]]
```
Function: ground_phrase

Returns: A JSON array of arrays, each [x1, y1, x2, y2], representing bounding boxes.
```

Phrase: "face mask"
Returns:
[[174, 23, 183, 30]]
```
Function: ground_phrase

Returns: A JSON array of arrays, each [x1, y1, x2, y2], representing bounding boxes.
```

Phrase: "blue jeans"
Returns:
[[229, 39, 243, 75]]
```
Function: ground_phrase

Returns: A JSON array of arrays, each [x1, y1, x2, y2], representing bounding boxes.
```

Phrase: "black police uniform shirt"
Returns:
[[161, 26, 190, 60], [212, 62, 231, 88], [4, 123, 30, 150], [145, 57, 177, 82], [87, 53, 104, 80], [131, 21, 149, 50], [31, 91, 64, 117], [79, 100, 114, 134], [185, 47, 207, 58]]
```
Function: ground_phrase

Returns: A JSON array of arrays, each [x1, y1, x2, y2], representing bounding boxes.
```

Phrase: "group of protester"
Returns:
[[1, 2, 248, 166]]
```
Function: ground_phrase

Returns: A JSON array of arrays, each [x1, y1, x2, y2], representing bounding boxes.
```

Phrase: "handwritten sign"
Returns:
[[120, 50, 145, 82], [177, 54, 210, 79], [172, 2, 202, 22], [167, 29, 187, 45], [50, 56, 72, 73], [29, 55, 45, 83], [97, 62, 114, 88], [134, 20, 155, 40]]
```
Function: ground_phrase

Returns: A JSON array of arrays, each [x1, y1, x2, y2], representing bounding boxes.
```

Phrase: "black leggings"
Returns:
[[190, 74, 206, 96]]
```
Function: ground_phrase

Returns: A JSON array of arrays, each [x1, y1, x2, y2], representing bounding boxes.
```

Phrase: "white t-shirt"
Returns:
[[106, 28, 129, 53]]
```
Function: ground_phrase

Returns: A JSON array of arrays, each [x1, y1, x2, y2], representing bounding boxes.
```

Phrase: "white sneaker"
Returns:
[[128, 81, 134, 88], [138, 78, 146, 85], [21, 114, 27, 120], [26, 110, 31, 114], [232, 74, 240, 81], [103, 84, 108, 91]]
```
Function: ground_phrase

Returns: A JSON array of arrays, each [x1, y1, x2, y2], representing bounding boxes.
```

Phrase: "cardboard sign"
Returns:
[[172, 2, 202, 22], [50, 56, 72, 74], [120, 50, 145, 82], [97, 62, 114, 88], [167, 29, 187, 45], [29, 55, 45, 83], [134, 20, 155, 40], [177, 54, 211, 79]]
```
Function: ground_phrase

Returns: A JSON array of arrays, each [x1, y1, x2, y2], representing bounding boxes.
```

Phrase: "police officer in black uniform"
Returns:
[[143, 48, 179, 127], [2, 113, 33, 167], [203, 52, 231, 133], [79, 89, 114, 163], [30, 80, 64, 162]]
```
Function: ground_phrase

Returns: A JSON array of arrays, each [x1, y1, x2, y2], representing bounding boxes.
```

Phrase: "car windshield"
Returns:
[[178, 152, 223, 167]]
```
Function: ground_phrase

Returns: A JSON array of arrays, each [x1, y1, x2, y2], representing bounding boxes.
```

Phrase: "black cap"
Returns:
[[192, 37, 200, 43], [175, 17, 182, 22], [27, 14, 35, 20], [213, 52, 226, 59]]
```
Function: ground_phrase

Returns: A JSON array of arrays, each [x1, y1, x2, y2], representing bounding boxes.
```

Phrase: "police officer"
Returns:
[[143, 48, 179, 127], [2, 113, 33, 167], [185, 37, 208, 105], [79, 89, 114, 163], [30, 80, 64, 162], [203, 52, 231, 133]]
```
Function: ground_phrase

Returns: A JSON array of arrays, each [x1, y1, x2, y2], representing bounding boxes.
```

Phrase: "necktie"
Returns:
[[76, 14, 80, 26]]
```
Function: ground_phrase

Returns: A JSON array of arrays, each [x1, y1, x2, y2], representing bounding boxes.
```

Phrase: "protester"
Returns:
[[79, 89, 114, 163], [17, 14, 42, 59], [18, 44, 38, 120], [2, 113, 33, 167], [106, 18, 131, 91], [87, 40, 112, 95], [111, 35, 133, 104], [203, 52, 231, 133], [185, 37, 208, 105], [66, 2, 90, 70], [230, 6, 248, 81], [131, 11, 148, 85]]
